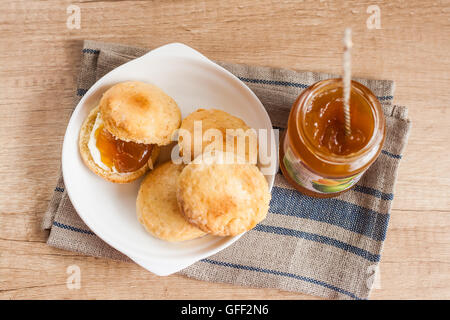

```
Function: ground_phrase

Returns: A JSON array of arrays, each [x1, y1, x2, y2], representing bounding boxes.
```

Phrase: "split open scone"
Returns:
[[79, 81, 181, 183]]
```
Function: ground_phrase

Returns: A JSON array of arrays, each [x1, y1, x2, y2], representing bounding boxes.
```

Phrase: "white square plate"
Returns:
[[62, 43, 277, 276]]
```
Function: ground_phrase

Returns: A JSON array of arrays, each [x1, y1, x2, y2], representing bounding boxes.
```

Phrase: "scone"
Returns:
[[178, 109, 258, 164], [100, 81, 181, 145], [176, 152, 271, 236], [79, 81, 181, 183], [137, 161, 206, 242], [79, 106, 160, 183]]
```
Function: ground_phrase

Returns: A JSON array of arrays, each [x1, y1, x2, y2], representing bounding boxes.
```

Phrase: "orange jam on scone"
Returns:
[[95, 124, 153, 173]]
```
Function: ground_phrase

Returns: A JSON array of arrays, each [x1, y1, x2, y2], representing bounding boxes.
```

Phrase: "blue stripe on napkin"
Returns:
[[237, 76, 393, 102], [53, 221, 95, 235], [270, 186, 389, 241], [254, 224, 380, 262], [200, 258, 363, 300]]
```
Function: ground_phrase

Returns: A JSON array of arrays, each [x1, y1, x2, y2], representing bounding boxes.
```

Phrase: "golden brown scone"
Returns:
[[137, 161, 206, 242], [100, 81, 181, 146], [79, 106, 160, 183], [176, 152, 271, 236], [178, 109, 258, 164]]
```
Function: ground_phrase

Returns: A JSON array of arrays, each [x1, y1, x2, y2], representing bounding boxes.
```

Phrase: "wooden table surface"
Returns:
[[1, 0, 449, 300]]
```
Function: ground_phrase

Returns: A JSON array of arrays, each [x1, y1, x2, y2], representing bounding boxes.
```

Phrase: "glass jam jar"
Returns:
[[279, 79, 385, 198]]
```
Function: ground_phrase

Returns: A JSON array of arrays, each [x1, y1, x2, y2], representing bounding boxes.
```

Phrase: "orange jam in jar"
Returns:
[[95, 126, 153, 173], [280, 79, 385, 197]]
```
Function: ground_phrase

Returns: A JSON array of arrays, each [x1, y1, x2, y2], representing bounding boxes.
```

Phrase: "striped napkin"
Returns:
[[42, 40, 411, 300]]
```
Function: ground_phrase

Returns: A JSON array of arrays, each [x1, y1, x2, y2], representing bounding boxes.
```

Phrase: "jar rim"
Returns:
[[294, 79, 385, 166]]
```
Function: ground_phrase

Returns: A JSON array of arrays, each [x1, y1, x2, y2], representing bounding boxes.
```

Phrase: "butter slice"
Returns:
[[88, 113, 114, 172]]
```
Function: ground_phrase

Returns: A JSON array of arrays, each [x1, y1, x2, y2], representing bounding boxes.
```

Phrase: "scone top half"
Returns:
[[79, 81, 181, 183], [100, 81, 181, 146]]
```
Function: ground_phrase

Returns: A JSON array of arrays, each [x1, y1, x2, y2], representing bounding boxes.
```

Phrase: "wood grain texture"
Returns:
[[0, 0, 449, 300]]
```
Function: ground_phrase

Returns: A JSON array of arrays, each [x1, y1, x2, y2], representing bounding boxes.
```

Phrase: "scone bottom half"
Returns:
[[79, 106, 160, 183]]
